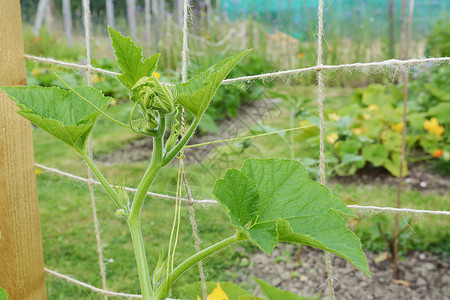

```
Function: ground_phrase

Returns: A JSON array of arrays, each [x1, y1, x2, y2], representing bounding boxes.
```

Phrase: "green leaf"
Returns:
[[337, 139, 362, 155], [425, 83, 450, 101], [362, 144, 388, 167], [254, 278, 311, 300], [108, 27, 160, 89], [213, 169, 259, 228], [0, 288, 8, 300], [427, 102, 450, 124], [1, 86, 112, 151], [175, 50, 251, 118], [383, 153, 408, 177], [213, 158, 370, 277]]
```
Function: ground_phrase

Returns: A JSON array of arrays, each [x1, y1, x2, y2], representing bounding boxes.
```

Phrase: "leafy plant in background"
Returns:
[[27, 57, 129, 101], [23, 26, 84, 62], [324, 80, 448, 177], [1, 28, 369, 299], [424, 19, 450, 58]]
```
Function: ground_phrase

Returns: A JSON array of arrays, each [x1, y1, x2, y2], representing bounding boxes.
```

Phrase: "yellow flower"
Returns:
[[153, 71, 160, 79], [328, 113, 341, 121], [351, 128, 362, 135], [328, 46, 334, 52], [300, 120, 311, 127], [327, 133, 339, 144], [31, 69, 41, 76], [197, 283, 229, 300], [35, 169, 42, 175], [367, 104, 378, 112], [92, 73, 101, 84], [362, 113, 370, 120], [424, 117, 444, 138], [297, 53, 305, 59], [390, 122, 403, 133]]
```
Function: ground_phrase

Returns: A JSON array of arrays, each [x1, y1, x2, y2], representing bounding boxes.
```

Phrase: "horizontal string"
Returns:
[[35, 163, 218, 205], [25, 54, 120, 76], [222, 57, 450, 84], [35, 163, 450, 215], [45, 268, 142, 298], [45, 268, 179, 299], [25, 54, 449, 84]]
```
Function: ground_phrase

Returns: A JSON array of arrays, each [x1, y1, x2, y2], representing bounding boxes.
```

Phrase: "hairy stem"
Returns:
[[130, 115, 166, 220], [153, 233, 249, 300], [129, 218, 153, 299], [127, 115, 167, 299]]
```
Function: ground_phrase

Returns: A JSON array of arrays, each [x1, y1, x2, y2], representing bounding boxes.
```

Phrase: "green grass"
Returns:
[[33, 87, 449, 298]]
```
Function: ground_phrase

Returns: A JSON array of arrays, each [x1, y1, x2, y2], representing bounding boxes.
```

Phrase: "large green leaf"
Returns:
[[213, 158, 370, 277], [1, 86, 112, 151], [108, 27, 160, 89], [175, 50, 251, 118], [254, 278, 312, 300]]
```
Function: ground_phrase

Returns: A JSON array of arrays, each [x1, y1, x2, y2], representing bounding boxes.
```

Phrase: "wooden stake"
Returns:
[[0, 1, 47, 299]]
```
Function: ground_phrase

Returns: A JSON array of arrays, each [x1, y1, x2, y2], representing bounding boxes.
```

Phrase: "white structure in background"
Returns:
[[62, 0, 73, 46]]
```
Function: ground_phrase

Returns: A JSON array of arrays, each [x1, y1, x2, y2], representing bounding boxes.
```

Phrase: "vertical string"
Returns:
[[394, 0, 415, 280], [82, 0, 108, 298], [179, 1, 208, 299], [315, 1, 334, 299]]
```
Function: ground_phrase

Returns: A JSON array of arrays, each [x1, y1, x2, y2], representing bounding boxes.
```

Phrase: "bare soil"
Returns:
[[331, 162, 449, 195], [240, 244, 450, 300]]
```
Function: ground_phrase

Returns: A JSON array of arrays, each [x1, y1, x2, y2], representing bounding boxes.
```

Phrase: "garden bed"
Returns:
[[243, 244, 450, 300]]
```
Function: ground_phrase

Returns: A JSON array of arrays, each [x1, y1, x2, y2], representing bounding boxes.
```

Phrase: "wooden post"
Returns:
[[0, 1, 47, 299]]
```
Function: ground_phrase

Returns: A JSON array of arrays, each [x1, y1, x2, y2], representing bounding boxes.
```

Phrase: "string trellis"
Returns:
[[20, 0, 450, 299]]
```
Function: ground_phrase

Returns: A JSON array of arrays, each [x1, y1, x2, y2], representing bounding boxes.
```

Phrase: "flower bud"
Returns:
[[131, 75, 176, 115]]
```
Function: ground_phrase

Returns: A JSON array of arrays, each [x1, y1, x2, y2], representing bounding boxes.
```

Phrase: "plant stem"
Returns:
[[127, 115, 166, 299], [130, 116, 166, 220], [79, 150, 123, 210], [129, 217, 153, 299], [153, 233, 249, 300]]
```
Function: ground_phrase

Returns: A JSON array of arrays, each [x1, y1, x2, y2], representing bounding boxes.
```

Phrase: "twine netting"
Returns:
[[20, 0, 450, 298]]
